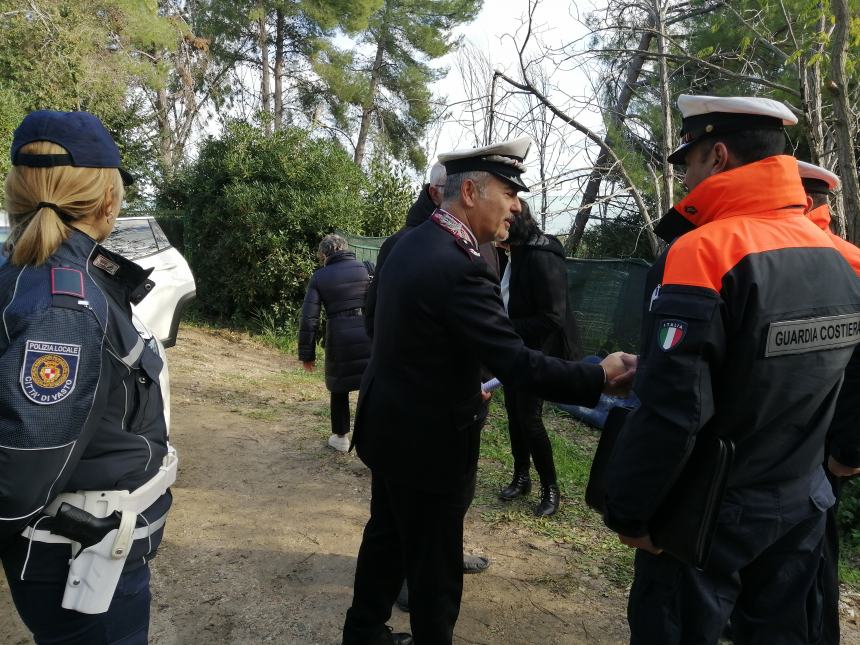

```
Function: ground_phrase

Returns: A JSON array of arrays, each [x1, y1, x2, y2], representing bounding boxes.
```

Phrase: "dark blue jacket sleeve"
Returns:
[[297, 273, 321, 362], [604, 285, 726, 537], [445, 261, 604, 406], [0, 305, 110, 540]]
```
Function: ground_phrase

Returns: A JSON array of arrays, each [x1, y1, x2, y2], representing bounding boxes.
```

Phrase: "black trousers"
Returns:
[[343, 472, 475, 645], [630, 470, 834, 645], [819, 469, 844, 645], [331, 391, 350, 436], [504, 388, 556, 485]]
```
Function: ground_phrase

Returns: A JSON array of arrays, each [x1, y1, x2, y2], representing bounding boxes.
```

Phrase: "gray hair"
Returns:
[[318, 233, 348, 260], [442, 170, 490, 203], [429, 162, 446, 187]]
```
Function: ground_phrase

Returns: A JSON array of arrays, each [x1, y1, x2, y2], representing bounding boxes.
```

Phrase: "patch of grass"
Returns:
[[476, 396, 634, 590], [839, 562, 860, 588], [242, 408, 281, 421]]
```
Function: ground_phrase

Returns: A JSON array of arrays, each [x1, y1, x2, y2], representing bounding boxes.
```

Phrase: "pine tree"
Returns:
[[314, 0, 482, 169]]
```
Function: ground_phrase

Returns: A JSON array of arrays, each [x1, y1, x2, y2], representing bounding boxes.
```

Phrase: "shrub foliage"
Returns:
[[161, 123, 412, 329]]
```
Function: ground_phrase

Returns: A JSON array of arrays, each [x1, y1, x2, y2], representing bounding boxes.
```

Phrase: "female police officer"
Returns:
[[0, 111, 176, 644]]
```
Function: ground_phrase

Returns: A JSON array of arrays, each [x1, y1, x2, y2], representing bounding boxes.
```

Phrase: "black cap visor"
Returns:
[[668, 112, 785, 165], [801, 178, 831, 195], [443, 158, 528, 191]]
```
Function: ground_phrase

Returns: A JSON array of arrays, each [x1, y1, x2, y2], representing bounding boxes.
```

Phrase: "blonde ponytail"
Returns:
[[4, 141, 124, 266]]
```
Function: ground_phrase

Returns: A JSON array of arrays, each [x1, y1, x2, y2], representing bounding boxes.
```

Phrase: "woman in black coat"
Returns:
[[498, 200, 584, 515], [298, 234, 373, 451]]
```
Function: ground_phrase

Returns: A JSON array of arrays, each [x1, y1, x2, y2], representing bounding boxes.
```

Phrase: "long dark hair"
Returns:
[[507, 198, 540, 245]]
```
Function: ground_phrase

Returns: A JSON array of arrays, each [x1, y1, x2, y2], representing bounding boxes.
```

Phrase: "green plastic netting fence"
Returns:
[[341, 232, 650, 355]]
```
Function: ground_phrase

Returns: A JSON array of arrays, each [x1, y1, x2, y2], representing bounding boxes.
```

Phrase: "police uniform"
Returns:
[[0, 112, 174, 644], [342, 138, 609, 645], [603, 96, 860, 644], [798, 161, 860, 645]]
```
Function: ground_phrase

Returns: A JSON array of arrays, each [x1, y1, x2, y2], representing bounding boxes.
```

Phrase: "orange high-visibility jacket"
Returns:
[[605, 156, 860, 537]]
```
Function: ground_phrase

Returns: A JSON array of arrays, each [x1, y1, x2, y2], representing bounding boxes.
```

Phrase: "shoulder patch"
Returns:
[[20, 340, 81, 405], [658, 320, 687, 351], [51, 267, 84, 298]]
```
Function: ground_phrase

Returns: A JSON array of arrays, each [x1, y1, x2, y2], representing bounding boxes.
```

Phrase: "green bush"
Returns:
[[175, 123, 370, 328], [839, 477, 860, 555], [362, 155, 415, 237]]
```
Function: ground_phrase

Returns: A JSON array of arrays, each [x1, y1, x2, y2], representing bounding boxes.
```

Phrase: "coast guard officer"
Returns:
[[797, 161, 860, 645], [0, 111, 176, 644], [603, 94, 860, 644], [342, 136, 636, 645]]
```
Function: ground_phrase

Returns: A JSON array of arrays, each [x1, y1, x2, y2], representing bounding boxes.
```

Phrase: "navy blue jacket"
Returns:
[[0, 230, 171, 576], [298, 250, 372, 392]]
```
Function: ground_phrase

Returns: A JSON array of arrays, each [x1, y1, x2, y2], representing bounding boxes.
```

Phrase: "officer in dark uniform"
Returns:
[[798, 161, 860, 645], [341, 137, 636, 645], [602, 95, 860, 644], [0, 111, 175, 644]]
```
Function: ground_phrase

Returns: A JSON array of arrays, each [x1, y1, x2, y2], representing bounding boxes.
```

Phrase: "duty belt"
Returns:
[[329, 307, 363, 318], [19, 445, 178, 615]]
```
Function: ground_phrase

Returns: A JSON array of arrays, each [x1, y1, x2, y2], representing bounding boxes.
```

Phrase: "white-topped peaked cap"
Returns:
[[797, 160, 841, 194], [437, 136, 532, 190], [667, 94, 797, 164]]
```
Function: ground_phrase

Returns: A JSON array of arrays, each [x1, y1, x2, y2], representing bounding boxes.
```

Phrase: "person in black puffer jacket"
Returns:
[[299, 234, 373, 452], [498, 200, 584, 516]]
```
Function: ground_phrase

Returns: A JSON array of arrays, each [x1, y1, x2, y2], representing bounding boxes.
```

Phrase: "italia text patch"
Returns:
[[20, 340, 81, 405], [765, 313, 860, 357], [658, 320, 687, 351]]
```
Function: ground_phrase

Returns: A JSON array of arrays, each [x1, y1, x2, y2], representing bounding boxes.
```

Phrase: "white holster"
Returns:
[[22, 446, 178, 614]]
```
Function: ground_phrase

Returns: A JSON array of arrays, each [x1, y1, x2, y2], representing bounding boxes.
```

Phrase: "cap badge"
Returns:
[[705, 124, 714, 133]]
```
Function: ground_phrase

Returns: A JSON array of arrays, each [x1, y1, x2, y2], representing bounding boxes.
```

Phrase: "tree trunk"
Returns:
[[258, 6, 271, 136], [152, 49, 174, 180], [565, 28, 654, 254], [354, 34, 386, 167], [829, 0, 860, 244], [654, 0, 673, 214], [274, 9, 284, 131]]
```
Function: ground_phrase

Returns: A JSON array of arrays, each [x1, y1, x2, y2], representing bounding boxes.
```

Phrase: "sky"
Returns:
[[428, 0, 606, 234]]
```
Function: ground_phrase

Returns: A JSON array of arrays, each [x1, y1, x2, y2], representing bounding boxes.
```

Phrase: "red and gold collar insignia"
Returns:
[[431, 208, 479, 249]]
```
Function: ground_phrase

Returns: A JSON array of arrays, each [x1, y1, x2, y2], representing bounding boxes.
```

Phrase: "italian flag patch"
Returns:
[[658, 320, 687, 351]]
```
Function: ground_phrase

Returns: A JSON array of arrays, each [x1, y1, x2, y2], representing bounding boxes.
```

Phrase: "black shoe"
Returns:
[[463, 553, 490, 574], [395, 580, 409, 612], [499, 471, 531, 501], [370, 626, 413, 645], [535, 484, 560, 516]]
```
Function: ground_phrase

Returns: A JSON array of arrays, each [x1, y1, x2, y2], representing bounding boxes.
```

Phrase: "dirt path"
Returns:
[[2, 326, 859, 644]]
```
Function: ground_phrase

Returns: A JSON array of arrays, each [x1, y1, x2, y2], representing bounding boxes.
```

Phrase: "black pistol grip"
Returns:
[[54, 502, 121, 551]]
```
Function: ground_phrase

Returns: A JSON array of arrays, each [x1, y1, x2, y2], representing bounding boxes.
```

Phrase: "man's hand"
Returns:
[[618, 533, 662, 554], [302, 361, 316, 373], [828, 455, 860, 477], [600, 352, 638, 395], [481, 390, 493, 402]]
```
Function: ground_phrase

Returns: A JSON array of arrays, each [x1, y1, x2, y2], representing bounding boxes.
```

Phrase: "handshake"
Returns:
[[599, 352, 638, 396]]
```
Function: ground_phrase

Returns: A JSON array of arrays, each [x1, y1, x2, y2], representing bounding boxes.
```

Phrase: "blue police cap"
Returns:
[[11, 110, 134, 185]]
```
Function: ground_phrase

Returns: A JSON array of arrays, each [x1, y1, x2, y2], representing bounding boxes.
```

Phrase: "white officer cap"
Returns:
[[797, 160, 841, 195], [437, 136, 532, 191], [668, 94, 797, 165]]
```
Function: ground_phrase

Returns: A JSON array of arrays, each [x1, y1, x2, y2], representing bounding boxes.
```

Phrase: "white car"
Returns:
[[0, 211, 195, 348], [102, 216, 196, 348]]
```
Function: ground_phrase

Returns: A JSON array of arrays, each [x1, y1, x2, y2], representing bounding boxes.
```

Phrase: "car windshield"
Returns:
[[103, 217, 172, 260]]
